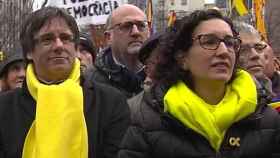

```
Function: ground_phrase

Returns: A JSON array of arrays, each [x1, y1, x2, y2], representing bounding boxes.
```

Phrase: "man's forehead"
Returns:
[[36, 17, 72, 36], [240, 33, 261, 44], [112, 6, 146, 24]]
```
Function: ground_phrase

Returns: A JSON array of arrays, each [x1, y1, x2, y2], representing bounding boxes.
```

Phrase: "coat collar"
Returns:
[[19, 72, 96, 118], [146, 82, 269, 134]]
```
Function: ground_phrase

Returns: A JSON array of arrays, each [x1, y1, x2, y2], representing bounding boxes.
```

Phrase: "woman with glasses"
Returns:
[[118, 9, 280, 158]]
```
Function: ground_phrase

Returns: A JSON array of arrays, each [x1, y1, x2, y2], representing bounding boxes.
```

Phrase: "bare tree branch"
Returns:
[[0, 0, 33, 54]]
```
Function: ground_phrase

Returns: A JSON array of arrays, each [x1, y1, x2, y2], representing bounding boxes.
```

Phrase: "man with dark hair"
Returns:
[[92, 4, 149, 98], [0, 6, 130, 158]]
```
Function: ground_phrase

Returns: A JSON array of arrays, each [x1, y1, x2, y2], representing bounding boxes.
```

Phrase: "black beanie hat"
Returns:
[[0, 49, 24, 77], [138, 32, 164, 64], [79, 32, 96, 57]]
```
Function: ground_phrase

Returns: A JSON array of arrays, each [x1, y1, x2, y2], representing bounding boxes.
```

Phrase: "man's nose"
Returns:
[[77, 50, 82, 60], [249, 48, 261, 60], [130, 24, 141, 35], [53, 37, 64, 47]]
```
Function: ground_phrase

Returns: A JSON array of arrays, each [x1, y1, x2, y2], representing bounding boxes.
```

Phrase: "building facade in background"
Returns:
[[153, 0, 206, 31]]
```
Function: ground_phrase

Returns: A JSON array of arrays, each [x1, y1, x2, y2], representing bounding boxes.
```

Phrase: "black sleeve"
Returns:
[[0, 132, 3, 158], [273, 111, 280, 158], [118, 126, 151, 158], [103, 95, 131, 158], [264, 106, 280, 158]]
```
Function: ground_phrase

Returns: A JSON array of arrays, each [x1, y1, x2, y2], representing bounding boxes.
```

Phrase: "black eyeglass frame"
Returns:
[[239, 43, 267, 54], [109, 21, 148, 33], [192, 34, 242, 52]]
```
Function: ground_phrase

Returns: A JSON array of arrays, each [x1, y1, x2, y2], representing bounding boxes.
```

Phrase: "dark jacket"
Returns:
[[120, 84, 280, 158], [271, 71, 280, 100], [92, 47, 145, 98], [0, 73, 130, 158]]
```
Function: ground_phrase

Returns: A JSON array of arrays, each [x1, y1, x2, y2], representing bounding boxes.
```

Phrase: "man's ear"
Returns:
[[104, 30, 112, 45], [26, 52, 32, 60], [76, 47, 81, 59]]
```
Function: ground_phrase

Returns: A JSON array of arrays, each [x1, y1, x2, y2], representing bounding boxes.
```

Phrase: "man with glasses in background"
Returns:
[[234, 21, 280, 110], [91, 4, 149, 98], [234, 22, 268, 79]]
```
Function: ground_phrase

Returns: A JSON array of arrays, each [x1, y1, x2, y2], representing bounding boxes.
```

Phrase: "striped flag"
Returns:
[[167, 10, 176, 27], [0, 51, 4, 62], [254, 0, 267, 41], [233, 0, 248, 16], [269, 101, 280, 113]]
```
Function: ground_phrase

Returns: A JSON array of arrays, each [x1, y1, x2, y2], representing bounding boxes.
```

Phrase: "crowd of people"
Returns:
[[0, 4, 279, 158]]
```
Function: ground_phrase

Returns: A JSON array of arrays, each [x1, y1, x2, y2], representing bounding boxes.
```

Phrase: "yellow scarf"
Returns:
[[163, 70, 257, 151], [22, 59, 88, 158]]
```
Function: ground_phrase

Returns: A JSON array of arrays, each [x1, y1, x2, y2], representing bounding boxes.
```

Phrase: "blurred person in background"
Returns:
[[263, 42, 280, 112], [0, 48, 25, 92], [78, 32, 96, 73], [138, 32, 164, 90], [235, 21, 280, 112], [127, 31, 164, 118]]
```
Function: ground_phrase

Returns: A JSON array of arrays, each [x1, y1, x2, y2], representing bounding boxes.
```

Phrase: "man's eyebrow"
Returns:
[[35, 33, 53, 39]]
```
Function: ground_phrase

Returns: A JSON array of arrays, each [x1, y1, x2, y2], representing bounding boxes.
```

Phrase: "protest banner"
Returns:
[[46, 0, 126, 25]]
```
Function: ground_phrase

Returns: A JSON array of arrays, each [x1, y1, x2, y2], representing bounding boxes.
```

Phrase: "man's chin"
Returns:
[[127, 46, 141, 55], [48, 65, 73, 77]]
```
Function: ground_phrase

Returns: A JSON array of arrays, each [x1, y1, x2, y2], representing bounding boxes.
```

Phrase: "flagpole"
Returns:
[[146, 0, 153, 35]]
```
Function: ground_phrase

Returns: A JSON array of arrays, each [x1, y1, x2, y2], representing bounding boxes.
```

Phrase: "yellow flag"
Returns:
[[0, 51, 4, 61], [146, 0, 153, 33], [146, 0, 153, 24], [233, 0, 248, 16], [254, 0, 267, 41]]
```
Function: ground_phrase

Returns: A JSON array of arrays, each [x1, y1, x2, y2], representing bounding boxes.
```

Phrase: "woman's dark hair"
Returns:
[[20, 6, 80, 59], [154, 9, 239, 89]]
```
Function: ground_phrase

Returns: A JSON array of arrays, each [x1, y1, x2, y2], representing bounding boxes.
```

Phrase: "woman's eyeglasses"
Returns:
[[192, 34, 241, 52]]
